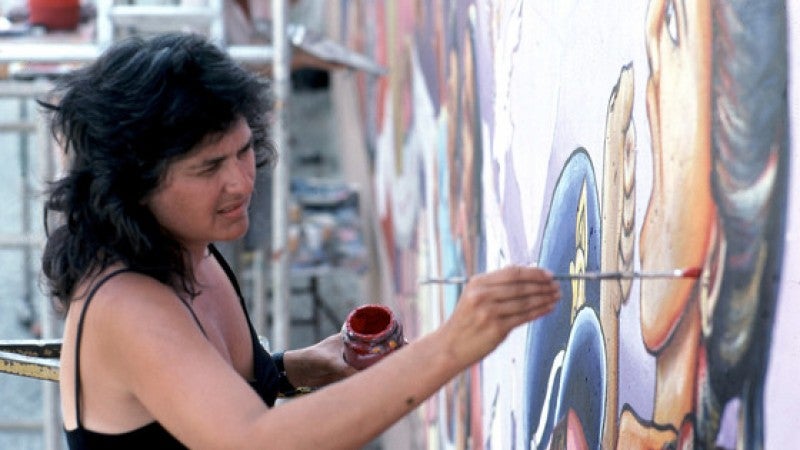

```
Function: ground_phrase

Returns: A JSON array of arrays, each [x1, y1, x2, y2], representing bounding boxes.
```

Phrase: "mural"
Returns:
[[335, 0, 798, 448]]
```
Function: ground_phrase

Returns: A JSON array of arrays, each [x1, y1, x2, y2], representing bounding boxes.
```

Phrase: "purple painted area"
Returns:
[[763, 39, 800, 442], [617, 282, 656, 416], [501, 150, 528, 263], [473, 1, 495, 135]]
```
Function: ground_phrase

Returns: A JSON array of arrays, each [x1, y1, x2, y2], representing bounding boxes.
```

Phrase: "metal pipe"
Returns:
[[0, 233, 44, 247], [94, 0, 113, 49], [37, 100, 62, 450], [270, 0, 291, 350], [0, 421, 45, 431], [0, 44, 274, 65], [207, 0, 224, 44], [0, 43, 101, 63], [109, 5, 216, 26], [0, 80, 52, 96], [0, 122, 37, 132], [227, 45, 275, 63]]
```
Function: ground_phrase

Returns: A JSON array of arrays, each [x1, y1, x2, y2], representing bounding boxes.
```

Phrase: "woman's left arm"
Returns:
[[281, 334, 357, 388]]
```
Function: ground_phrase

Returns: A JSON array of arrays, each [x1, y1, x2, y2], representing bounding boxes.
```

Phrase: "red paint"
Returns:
[[342, 304, 404, 370], [348, 305, 391, 335], [681, 266, 702, 278]]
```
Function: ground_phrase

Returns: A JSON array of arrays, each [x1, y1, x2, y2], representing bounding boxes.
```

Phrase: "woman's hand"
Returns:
[[439, 266, 560, 367], [283, 334, 358, 388]]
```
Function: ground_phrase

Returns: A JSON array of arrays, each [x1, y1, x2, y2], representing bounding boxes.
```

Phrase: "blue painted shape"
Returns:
[[523, 148, 604, 450]]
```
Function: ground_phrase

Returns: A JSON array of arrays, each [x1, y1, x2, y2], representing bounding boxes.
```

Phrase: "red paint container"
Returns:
[[28, 0, 80, 31], [341, 304, 404, 370]]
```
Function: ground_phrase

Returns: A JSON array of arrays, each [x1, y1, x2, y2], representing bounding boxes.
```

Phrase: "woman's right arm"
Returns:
[[98, 265, 559, 449]]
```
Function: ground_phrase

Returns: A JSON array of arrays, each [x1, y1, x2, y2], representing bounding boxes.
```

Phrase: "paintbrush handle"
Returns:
[[420, 268, 699, 284], [553, 272, 623, 280], [419, 277, 468, 285], [554, 269, 693, 280]]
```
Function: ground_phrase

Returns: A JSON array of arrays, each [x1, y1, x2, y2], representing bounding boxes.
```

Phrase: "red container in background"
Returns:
[[341, 304, 404, 370], [28, 0, 80, 31]]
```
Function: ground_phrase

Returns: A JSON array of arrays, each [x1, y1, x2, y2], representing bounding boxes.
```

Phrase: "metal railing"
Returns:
[[0, 340, 60, 382], [0, 79, 60, 449]]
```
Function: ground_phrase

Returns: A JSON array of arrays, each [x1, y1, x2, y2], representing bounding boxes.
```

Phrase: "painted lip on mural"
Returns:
[[419, 267, 702, 285]]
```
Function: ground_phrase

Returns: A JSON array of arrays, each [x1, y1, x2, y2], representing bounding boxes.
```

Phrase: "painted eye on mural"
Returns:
[[665, 0, 679, 44]]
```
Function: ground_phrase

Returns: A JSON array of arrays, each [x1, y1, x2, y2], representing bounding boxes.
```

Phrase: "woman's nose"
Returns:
[[222, 159, 255, 193]]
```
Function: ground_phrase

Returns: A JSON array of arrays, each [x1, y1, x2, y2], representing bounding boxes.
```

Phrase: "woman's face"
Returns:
[[145, 116, 256, 255], [639, 0, 714, 351]]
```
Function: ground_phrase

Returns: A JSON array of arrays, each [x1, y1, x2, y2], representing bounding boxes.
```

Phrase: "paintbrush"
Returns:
[[420, 267, 701, 285]]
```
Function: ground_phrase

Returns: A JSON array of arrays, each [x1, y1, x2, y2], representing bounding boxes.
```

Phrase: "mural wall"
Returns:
[[336, 0, 799, 448]]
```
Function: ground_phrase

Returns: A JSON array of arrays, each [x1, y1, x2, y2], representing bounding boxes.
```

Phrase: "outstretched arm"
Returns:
[[99, 266, 559, 449], [264, 265, 561, 449]]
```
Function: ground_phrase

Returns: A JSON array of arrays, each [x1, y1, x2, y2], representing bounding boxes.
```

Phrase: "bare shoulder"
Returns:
[[61, 268, 210, 430], [78, 269, 207, 349], [65, 268, 207, 368], [62, 267, 269, 447], [69, 269, 188, 334]]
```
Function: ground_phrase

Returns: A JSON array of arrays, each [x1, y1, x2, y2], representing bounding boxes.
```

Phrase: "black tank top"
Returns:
[[65, 245, 282, 449]]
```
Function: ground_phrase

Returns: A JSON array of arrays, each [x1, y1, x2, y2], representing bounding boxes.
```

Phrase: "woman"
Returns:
[[41, 33, 560, 449]]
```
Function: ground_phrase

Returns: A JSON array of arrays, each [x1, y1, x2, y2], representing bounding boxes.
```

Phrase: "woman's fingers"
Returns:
[[465, 268, 560, 307], [440, 266, 563, 366], [454, 269, 560, 332], [500, 298, 558, 325], [492, 289, 560, 317], [470, 265, 554, 286]]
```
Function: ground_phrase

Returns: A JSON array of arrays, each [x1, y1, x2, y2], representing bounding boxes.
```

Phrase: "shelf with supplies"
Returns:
[[276, 177, 369, 342], [287, 177, 368, 274]]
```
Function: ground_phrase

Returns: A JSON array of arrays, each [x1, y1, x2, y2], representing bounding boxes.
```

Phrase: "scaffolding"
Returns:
[[0, 2, 384, 447], [0, 79, 60, 449], [0, 2, 287, 449]]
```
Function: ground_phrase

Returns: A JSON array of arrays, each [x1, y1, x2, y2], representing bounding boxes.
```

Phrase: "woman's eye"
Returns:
[[199, 164, 220, 175], [238, 146, 253, 158], [665, 0, 679, 44]]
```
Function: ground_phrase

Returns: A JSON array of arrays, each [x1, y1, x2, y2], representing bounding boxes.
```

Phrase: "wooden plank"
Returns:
[[0, 350, 59, 382]]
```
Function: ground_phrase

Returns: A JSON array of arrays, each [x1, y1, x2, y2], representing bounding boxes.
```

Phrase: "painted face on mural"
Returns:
[[639, 0, 714, 353]]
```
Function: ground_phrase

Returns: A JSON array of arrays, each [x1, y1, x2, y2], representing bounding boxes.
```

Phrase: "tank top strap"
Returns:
[[207, 244, 245, 301], [73, 268, 134, 429], [207, 244, 268, 355], [207, 244, 281, 406], [207, 244, 253, 332]]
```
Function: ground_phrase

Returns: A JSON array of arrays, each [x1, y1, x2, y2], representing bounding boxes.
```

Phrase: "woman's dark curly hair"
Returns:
[[40, 32, 275, 309]]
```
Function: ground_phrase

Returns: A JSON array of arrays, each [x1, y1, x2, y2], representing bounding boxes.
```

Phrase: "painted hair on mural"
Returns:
[[700, 0, 788, 447]]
